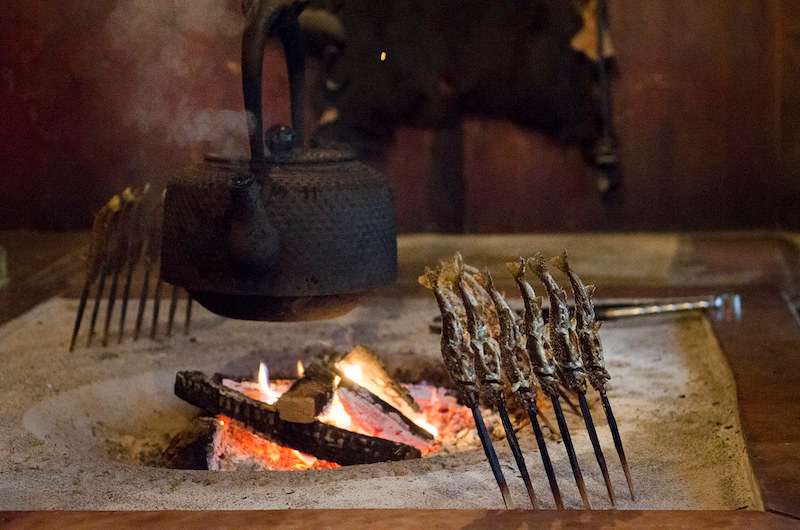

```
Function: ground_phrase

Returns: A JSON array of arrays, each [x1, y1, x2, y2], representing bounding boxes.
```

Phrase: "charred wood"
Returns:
[[339, 345, 421, 414], [174, 371, 420, 465], [337, 378, 433, 442], [162, 416, 216, 470], [275, 362, 337, 423]]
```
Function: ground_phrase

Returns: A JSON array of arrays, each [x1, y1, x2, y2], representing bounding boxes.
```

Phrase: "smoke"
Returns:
[[170, 106, 247, 155], [104, 0, 248, 155]]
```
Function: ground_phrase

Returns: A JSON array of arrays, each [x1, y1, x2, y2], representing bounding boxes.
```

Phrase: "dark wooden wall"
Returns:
[[389, 0, 792, 232], [778, 0, 800, 229], [1, 0, 796, 232]]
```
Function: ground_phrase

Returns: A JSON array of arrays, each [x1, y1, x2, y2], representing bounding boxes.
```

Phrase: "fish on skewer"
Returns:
[[133, 191, 164, 342], [483, 270, 564, 509], [69, 195, 122, 352], [149, 191, 168, 341], [70, 186, 194, 351], [419, 266, 512, 509], [117, 184, 150, 344], [454, 261, 537, 509], [555, 251, 635, 500], [101, 187, 142, 347], [531, 254, 616, 507], [509, 257, 591, 509], [86, 195, 126, 348]]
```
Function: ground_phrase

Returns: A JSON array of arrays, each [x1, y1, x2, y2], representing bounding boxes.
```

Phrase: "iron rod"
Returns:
[[527, 403, 564, 509], [471, 404, 512, 509], [550, 395, 590, 508], [578, 392, 616, 506], [497, 397, 537, 508], [601, 391, 634, 500]]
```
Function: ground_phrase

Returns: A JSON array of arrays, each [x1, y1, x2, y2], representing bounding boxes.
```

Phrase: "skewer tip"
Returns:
[[470, 404, 513, 509], [551, 395, 591, 509], [578, 393, 616, 507]]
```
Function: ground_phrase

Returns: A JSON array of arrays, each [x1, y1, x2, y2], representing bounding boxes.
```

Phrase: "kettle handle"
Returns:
[[242, 0, 308, 161]]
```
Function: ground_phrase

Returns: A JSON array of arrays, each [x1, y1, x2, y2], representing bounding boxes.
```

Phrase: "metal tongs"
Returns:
[[431, 293, 742, 334], [598, 293, 741, 320]]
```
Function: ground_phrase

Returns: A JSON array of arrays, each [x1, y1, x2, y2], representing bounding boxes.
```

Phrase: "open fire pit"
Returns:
[[166, 347, 502, 471], [5, 289, 761, 511]]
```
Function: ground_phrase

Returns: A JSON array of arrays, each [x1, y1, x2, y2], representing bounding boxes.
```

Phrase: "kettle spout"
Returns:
[[228, 175, 280, 276]]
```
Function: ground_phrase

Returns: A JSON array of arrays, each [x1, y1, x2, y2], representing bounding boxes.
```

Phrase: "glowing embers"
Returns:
[[191, 347, 493, 471], [211, 416, 339, 471]]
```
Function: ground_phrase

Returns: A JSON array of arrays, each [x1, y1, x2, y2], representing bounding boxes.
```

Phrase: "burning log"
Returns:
[[275, 363, 337, 423], [336, 382, 434, 448], [278, 347, 437, 443], [174, 370, 421, 465], [337, 346, 421, 414]]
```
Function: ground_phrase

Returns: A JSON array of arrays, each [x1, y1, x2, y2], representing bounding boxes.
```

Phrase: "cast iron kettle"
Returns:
[[160, 0, 397, 321]]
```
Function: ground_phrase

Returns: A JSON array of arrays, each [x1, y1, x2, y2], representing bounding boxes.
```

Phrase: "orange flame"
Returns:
[[211, 353, 481, 471], [336, 358, 439, 438], [317, 391, 353, 431], [257, 362, 282, 405]]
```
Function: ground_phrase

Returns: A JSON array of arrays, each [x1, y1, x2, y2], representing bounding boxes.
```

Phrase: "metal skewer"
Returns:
[[509, 258, 590, 508], [600, 293, 741, 320], [526, 401, 563, 509], [600, 390, 634, 500], [577, 391, 616, 506], [69, 276, 92, 352], [101, 188, 141, 347], [118, 185, 149, 344], [556, 251, 634, 501], [117, 250, 136, 343], [471, 403, 512, 508], [101, 259, 121, 347], [149, 192, 167, 341], [133, 261, 151, 342], [457, 269, 535, 508], [166, 284, 179, 337], [550, 394, 590, 508], [419, 266, 512, 508], [184, 295, 193, 335], [134, 196, 161, 342], [150, 276, 163, 340], [533, 255, 615, 506], [429, 293, 743, 335], [484, 270, 561, 508], [496, 396, 537, 508], [86, 262, 109, 348]]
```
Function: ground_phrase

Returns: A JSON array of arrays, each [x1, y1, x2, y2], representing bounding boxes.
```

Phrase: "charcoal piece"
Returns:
[[162, 416, 217, 470]]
